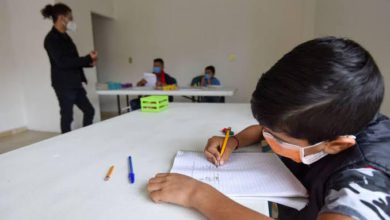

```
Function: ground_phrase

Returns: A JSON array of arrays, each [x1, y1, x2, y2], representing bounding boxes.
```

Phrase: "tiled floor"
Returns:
[[101, 111, 118, 120], [0, 112, 118, 155], [0, 130, 59, 154]]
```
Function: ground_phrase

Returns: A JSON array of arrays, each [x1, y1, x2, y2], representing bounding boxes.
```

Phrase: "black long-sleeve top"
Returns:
[[44, 27, 92, 89]]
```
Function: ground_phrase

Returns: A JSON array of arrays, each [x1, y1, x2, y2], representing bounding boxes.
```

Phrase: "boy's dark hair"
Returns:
[[251, 37, 384, 144], [41, 3, 71, 22], [205, 66, 216, 74], [153, 58, 164, 66]]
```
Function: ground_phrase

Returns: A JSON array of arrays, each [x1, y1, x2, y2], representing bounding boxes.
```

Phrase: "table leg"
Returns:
[[126, 95, 130, 112], [117, 95, 121, 115]]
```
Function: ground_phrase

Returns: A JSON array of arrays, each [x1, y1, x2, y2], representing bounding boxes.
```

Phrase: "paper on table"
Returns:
[[170, 151, 308, 198], [143, 72, 157, 87]]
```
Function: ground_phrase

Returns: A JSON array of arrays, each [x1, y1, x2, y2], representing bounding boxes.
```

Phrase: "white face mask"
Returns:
[[298, 142, 329, 165], [263, 130, 356, 165], [66, 21, 77, 32]]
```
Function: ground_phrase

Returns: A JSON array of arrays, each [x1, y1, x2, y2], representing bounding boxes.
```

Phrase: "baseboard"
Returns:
[[0, 127, 28, 138]]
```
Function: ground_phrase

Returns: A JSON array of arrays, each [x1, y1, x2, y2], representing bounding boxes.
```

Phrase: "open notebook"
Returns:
[[170, 151, 308, 208]]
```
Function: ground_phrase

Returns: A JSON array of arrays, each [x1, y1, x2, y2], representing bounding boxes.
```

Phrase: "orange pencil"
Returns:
[[104, 165, 115, 181], [220, 127, 231, 158]]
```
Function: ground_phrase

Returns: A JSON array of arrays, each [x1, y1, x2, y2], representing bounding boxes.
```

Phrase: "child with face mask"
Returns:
[[136, 58, 177, 87], [190, 66, 222, 102], [147, 37, 390, 220], [191, 65, 221, 87], [131, 58, 177, 110]]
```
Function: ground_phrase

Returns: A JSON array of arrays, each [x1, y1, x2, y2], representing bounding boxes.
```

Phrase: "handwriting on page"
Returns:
[[170, 151, 308, 198], [190, 161, 220, 186]]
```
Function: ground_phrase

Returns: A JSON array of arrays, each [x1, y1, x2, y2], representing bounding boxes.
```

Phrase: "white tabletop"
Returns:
[[0, 103, 268, 220], [96, 86, 236, 97]]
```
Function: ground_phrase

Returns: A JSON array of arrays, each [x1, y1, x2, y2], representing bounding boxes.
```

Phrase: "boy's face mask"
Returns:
[[153, 67, 161, 74], [262, 130, 355, 165]]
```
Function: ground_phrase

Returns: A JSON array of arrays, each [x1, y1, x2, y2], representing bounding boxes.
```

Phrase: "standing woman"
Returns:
[[41, 3, 97, 133]]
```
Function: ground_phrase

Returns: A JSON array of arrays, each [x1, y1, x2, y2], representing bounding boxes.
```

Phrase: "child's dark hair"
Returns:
[[41, 3, 71, 22], [153, 58, 164, 66], [206, 66, 216, 74], [251, 37, 384, 144]]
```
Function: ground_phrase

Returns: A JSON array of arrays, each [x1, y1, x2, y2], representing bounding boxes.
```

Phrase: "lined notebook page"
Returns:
[[170, 151, 308, 198]]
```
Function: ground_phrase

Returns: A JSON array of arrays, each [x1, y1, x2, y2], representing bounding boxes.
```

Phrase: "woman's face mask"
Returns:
[[262, 129, 355, 165], [66, 21, 77, 32], [63, 16, 77, 32]]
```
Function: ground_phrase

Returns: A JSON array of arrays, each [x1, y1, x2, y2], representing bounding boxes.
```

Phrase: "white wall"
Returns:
[[5, 0, 62, 132], [0, 0, 27, 133], [315, 0, 390, 115], [4, 0, 389, 132], [97, 0, 316, 112]]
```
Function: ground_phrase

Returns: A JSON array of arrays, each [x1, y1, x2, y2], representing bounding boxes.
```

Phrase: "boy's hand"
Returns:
[[204, 136, 237, 166], [137, 79, 147, 86], [147, 173, 208, 208]]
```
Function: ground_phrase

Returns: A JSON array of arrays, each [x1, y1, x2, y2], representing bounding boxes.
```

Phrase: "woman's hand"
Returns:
[[204, 136, 237, 166], [147, 173, 208, 208], [89, 50, 98, 61]]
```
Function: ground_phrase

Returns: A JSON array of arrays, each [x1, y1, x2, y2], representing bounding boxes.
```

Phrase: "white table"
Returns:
[[0, 103, 269, 220], [96, 86, 237, 114]]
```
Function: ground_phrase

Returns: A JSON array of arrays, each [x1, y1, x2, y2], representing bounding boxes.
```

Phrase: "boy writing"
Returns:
[[147, 37, 390, 220]]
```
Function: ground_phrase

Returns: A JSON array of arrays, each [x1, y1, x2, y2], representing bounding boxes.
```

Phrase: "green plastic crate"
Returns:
[[140, 96, 169, 112]]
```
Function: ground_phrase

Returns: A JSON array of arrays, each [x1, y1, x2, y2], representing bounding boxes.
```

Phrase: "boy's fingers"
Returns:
[[155, 173, 170, 178], [205, 147, 221, 162], [149, 190, 164, 203], [220, 146, 234, 165], [204, 150, 214, 161], [148, 177, 166, 184], [204, 151, 219, 165], [206, 146, 221, 161], [147, 182, 162, 192]]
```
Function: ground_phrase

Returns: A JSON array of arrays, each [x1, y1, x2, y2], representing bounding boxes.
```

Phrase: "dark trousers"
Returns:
[[54, 87, 95, 133]]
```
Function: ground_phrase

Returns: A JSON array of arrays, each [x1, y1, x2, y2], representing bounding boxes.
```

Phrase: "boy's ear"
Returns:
[[323, 136, 356, 154]]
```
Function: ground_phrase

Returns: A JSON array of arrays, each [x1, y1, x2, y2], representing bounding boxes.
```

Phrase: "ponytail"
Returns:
[[41, 4, 54, 19], [41, 3, 71, 22]]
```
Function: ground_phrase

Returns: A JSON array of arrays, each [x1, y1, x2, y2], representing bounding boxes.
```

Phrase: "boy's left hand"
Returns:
[[147, 173, 207, 208]]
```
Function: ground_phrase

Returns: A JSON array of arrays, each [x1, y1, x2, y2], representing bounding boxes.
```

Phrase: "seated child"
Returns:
[[191, 65, 221, 87], [137, 58, 177, 87], [191, 65, 223, 102], [130, 58, 177, 110]]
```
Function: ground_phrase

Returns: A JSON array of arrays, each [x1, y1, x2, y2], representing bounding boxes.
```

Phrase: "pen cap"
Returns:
[[129, 173, 135, 183]]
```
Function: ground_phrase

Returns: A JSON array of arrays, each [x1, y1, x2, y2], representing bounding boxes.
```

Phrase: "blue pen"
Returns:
[[128, 156, 135, 184]]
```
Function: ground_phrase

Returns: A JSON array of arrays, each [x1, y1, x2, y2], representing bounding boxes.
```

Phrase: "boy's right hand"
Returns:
[[204, 136, 237, 166], [137, 79, 147, 86]]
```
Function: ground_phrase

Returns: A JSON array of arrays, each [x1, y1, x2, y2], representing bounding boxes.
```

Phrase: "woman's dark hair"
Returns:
[[205, 66, 216, 74], [41, 3, 71, 22], [251, 37, 384, 144]]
